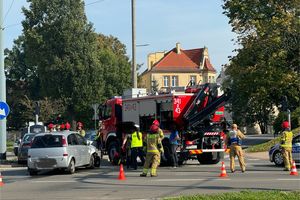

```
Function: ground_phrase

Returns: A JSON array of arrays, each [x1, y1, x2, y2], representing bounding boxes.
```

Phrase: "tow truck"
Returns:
[[98, 82, 231, 165]]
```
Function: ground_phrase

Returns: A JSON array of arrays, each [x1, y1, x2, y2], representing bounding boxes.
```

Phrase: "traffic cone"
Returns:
[[290, 161, 298, 176], [118, 164, 126, 180], [219, 161, 228, 178], [0, 172, 4, 187]]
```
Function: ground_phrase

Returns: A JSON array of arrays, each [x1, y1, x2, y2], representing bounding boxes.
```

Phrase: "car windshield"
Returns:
[[31, 135, 63, 148], [23, 134, 35, 142]]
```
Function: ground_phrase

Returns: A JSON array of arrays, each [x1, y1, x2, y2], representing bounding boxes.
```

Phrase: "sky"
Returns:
[[2, 0, 237, 74]]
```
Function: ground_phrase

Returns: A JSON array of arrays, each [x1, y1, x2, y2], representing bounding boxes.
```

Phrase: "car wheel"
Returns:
[[94, 154, 101, 168], [67, 159, 76, 174], [88, 155, 95, 169], [28, 168, 38, 176], [273, 151, 284, 166]]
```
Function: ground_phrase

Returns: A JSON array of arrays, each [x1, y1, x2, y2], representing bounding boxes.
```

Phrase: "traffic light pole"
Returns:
[[0, 0, 7, 160]]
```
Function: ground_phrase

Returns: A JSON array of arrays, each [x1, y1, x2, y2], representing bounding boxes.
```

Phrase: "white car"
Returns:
[[269, 135, 300, 166], [27, 131, 101, 175]]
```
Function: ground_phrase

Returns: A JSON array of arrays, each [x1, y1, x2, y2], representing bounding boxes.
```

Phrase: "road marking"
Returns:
[[153, 178, 231, 182], [247, 158, 260, 161], [276, 178, 300, 181], [32, 180, 76, 183]]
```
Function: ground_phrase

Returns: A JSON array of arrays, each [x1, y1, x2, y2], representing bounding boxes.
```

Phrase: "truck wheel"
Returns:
[[108, 141, 119, 165], [197, 153, 220, 164]]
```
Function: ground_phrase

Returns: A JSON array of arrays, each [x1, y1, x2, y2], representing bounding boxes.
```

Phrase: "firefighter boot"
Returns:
[[140, 168, 148, 177], [150, 168, 157, 177]]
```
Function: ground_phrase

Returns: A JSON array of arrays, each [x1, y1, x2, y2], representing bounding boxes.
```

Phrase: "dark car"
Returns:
[[18, 133, 36, 164], [269, 135, 300, 166]]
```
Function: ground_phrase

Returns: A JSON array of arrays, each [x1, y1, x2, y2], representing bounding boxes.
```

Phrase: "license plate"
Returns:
[[185, 145, 197, 149]]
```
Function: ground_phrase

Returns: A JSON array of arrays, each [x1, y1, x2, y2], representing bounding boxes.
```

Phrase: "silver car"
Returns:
[[27, 131, 101, 175]]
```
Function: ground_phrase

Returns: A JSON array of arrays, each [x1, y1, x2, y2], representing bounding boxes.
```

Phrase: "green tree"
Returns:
[[97, 34, 131, 99], [222, 0, 300, 133], [22, 0, 104, 123]]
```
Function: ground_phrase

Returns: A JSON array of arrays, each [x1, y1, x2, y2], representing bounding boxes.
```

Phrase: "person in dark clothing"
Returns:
[[169, 123, 180, 168]]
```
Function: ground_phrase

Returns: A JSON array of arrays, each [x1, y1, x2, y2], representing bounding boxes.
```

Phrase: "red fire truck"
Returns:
[[98, 83, 231, 165]]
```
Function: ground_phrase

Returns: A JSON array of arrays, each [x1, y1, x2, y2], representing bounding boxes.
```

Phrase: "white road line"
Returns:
[[32, 180, 76, 183], [153, 178, 231, 182], [276, 179, 300, 181], [247, 158, 260, 161]]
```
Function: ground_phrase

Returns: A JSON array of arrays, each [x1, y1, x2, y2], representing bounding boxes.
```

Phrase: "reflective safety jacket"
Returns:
[[131, 131, 143, 148], [227, 130, 245, 146], [146, 133, 163, 153], [281, 131, 293, 148]]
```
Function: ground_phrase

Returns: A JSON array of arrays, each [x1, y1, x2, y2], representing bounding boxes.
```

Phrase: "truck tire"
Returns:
[[197, 152, 220, 164], [108, 141, 119, 165]]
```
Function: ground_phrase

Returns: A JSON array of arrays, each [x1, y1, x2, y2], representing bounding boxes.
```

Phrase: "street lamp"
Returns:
[[131, 0, 137, 88]]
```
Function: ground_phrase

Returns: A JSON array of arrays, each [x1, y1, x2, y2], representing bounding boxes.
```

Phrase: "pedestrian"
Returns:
[[140, 123, 163, 177], [122, 132, 132, 169], [280, 121, 293, 171], [77, 122, 86, 137], [227, 123, 246, 173], [94, 121, 104, 151], [169, 123, 180, 168]]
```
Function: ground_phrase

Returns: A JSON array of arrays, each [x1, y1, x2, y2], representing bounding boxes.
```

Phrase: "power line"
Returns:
[[2, 0, 15, 26], [86, 0, 105, 6], [2, 22, 21, 30]]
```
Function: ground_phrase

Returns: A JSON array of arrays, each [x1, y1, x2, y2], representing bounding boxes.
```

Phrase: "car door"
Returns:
[[75, 134, 89, 165], [292, 135, 300, 162], [67, 134, 80, 166]]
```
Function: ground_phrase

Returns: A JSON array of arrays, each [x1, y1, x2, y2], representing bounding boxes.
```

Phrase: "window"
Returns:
[[163, 76, 169, 87], [190, 76, 196, 85], [171, 76, 178, 87], [67, 134, 78, 145], [76, 134, 86, 145], [31, 135, 63, 148]]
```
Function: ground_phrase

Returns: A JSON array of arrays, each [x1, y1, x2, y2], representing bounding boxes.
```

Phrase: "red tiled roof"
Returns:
[[151, 47, 216, 73], [203, 58, 216, 72]]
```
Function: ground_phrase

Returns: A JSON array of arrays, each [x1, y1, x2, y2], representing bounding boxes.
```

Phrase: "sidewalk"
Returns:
[[0, 152, 24, 169]]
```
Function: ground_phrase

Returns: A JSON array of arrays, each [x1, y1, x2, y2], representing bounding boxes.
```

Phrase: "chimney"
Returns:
[[176, 42, 181, 54]]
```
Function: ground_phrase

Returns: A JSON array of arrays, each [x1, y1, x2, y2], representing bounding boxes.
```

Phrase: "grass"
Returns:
[[246, 127, 300, 153], [7, 140, 14, 152], [165, 190, 300, 200]]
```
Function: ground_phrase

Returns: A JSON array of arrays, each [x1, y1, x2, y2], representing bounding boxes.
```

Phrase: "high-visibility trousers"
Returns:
[[282, 147, 293, 170], [142, 152, 160, 176]]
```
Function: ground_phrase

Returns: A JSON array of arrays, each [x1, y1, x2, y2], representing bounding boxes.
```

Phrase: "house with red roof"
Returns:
[[139, 43, 217, 93]]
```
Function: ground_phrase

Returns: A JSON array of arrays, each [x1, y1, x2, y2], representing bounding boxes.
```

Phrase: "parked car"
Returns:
[[13, 138, 21, 156], [27, 131, 101, 175], [269, 135, 300, 166], [18, 133, 36, 164]]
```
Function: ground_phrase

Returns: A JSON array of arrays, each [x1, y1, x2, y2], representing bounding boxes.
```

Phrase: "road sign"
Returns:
[[0, 101, 9, 120]]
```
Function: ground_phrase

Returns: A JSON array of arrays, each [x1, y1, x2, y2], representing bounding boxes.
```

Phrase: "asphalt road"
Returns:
[[1, 154, 299, 200]]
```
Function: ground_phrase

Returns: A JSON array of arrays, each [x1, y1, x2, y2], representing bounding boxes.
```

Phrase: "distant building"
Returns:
[[139, 43, 217, 93]]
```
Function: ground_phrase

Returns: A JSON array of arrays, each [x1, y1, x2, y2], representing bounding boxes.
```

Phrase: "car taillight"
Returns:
[[62, 136, 67, 147], [185, 141, 194, 145], [63, 153, 68, 157]]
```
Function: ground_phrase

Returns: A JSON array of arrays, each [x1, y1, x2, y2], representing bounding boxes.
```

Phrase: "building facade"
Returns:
[[139, 43, 217, 93]]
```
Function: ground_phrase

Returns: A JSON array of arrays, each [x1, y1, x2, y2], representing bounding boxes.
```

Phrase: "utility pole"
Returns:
[[131, 0, 137, 88], [0, 0, 7, 160]]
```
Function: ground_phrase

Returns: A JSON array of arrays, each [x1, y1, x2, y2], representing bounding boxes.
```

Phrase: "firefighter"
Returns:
[[94, 121, 104, 151], [48, 123, 55, 132], [280, 121, 293, 171], [77, 122, 86, 137], [60, 123, 65, 131], [65, 122, 71, 130], [140, 124, 163, 177], [227, 124, 246, 173], [153, 120, 164, 139]]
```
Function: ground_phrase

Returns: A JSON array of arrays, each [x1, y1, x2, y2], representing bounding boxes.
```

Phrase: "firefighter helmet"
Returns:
[[281, 121, 290, 129], [77, 122, 83, 127], [153, 120, 160, 126], [150, 124, 159, 133], [60, 124, 65, 130], [48, 123, 54, 129], [65, 122, 71, 130]]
